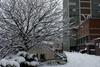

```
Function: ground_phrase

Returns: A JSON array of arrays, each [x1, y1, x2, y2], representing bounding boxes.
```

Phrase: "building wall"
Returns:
[[63, 0, 70, 51], [69, 0, 79, 24], [92, 0, 100, 18], [63, 0, 100, 51], [89, 19, 100, 28], [79, 19, 100, 37], [63, 0, 79, 51], [79, 0, 92, 22], [69, 0, 79, 49], [79, 0, 100, 21], [78, 19, 100, 45], [89, 19, 100, 40]]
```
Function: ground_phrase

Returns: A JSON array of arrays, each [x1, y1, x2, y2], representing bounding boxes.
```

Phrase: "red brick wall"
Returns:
[[89, 19, 100, 28], [78, 19, 100, 38]]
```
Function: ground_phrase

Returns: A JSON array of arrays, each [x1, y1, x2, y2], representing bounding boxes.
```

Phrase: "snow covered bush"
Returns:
[[5, 55, 26, 64], [0, 59, 20, 67], [0, 55, 26, 67], [17, 51, 28, 58], [10, 56, 25, 64], [17, 51, 39, 67], [0, 51, 39, 67], [20, 61, 39, 67], [17, 51, 38, 62]]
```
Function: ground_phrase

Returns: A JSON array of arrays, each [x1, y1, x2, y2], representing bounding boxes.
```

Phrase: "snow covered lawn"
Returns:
[[41, 52, 100, 67]]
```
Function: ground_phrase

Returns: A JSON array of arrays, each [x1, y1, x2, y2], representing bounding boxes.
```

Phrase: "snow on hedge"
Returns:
[[0, 59, 20, 67], [24, 61, 40, 66], [30, 61, 40, 66], [0, 51, 40, 67], [17, 51, 38, 60], [9, 56, 26, 63], [5, 55, 26, 63], [17, 51, 28, 57], [0, 55, 26, 67]]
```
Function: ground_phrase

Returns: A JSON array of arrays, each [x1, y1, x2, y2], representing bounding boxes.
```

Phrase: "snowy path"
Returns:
[[41, 52, 100, 67]]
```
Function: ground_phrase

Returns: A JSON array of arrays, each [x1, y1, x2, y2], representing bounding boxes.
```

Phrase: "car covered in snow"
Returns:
[[55, 52, 67, 64]]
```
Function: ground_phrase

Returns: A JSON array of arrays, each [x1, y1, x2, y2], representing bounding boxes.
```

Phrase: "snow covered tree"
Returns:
[[0, 0, 63, 58]]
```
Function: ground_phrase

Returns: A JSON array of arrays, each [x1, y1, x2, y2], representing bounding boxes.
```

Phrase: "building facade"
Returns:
[[77, 0, 100, 45], [79, 0, 100, 21], [77, 19, 100, 55], [79, 0, 92, 22], [63, 0, 100, 51], [77, 19, 100, 46], [92, 0, 100, 18], [63, 0, 79, 51]]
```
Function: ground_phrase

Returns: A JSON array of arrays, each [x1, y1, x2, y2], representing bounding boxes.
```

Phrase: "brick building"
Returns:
[[77, 19, 100, 55], [78, 19, 100, 45]]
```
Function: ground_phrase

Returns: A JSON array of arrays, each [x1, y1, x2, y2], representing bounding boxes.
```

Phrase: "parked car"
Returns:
[[55, 52, 67, 64], [80, 48, 87, 53]]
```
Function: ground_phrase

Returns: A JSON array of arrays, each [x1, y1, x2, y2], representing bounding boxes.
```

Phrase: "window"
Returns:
[[81, 9, 90, 14], [69, 2, 76, 5], [96, 43, 100, 48], [99, 43, 100, 48], [72, 9, 76, 12], [98, 4, 100, 7], [80, 0, 90, 1], [81, 2, 90, 8], [96, 43, 98, 46]]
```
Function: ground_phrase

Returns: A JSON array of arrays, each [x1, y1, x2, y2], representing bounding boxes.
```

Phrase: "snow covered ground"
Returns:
[[41, 52, 100, 67]]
